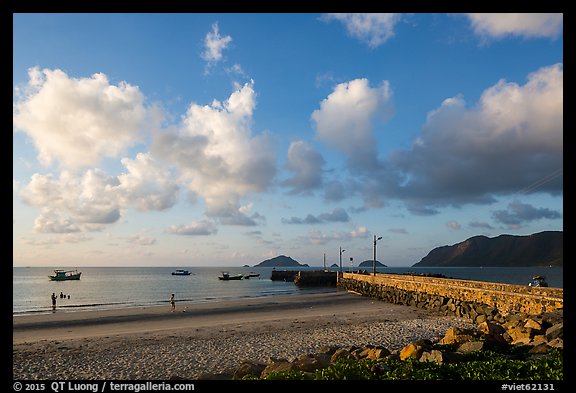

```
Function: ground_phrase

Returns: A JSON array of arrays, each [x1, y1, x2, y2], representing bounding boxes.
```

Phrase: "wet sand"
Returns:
[[13, 289, 476, 380]]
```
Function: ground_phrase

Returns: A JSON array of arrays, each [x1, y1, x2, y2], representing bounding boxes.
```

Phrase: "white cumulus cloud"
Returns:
[[311, 78, 393, 170], [202, 22, 232, 64], [322, 13, 401, 48], [152, 80, 275, 225], [13, 67, 148, 170], [18, 153, 180, 233], [32, 208, 82, 234], [466, 13, 563, 40], [116, 153, 179, 211], [379, 63, 563, 212], [20, 170, 122, 233]]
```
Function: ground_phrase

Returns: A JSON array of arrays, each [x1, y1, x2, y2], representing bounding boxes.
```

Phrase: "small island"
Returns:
[[358, 260, 387, 268], [253, 255, 309, 267]]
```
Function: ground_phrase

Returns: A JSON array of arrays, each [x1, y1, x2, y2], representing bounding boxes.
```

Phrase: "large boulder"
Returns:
[[439, 327, 474, 345], [507, 326, 535, 345], [545, 323, 563, 341], [232, 360, 267, 380], [419, 349, 463, 364], [330, 348, 355, 363], [260, 357, 294, 378], [291, 353, 331, 372], [457, 341, 486, 353], [524, 318, 544, 333], [365, 346, 391, 360], [400, 339, 432, 361]]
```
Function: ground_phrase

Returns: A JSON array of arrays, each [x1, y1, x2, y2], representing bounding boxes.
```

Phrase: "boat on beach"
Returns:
[[171, 269, 192, 276], [48, 269, 82, 281], [218, 272, 244, 280]]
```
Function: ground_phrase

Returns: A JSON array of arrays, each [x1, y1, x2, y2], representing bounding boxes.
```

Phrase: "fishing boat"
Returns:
[[218, 271, 244, 280], [171, 269, 192, 276], [244, 272, 260, 278], [49, 269, 82, 281]]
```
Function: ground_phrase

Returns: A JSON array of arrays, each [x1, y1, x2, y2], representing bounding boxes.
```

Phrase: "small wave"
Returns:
[[59, 301, 132, 308], [13, 309, 54, 316], [13, 300, 149, 315]]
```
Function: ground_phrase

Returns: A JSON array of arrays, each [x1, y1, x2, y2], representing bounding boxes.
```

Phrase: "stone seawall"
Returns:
[[338, 273, 563, 320], [270, 270, 298, 281], [270, 270, 338, 286], [294, 271, 337, 287]]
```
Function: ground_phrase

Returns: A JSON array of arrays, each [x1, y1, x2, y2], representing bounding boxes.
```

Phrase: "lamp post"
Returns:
[[339, 247, 345, 273], [373, 235, 382, 275]]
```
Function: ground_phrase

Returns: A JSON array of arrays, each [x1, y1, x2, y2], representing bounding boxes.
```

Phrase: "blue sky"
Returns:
[[13, 13, 563, 267]]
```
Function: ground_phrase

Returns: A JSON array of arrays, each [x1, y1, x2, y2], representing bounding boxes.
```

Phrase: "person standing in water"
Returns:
[[51, 292, 57, 311], [170, 293, 175, 312]]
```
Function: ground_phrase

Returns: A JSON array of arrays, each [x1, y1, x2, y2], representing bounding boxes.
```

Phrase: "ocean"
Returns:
[[13, 265, 563, 315]]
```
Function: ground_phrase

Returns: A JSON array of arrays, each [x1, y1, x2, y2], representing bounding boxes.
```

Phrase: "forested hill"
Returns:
[[412, 231, 562, 267]]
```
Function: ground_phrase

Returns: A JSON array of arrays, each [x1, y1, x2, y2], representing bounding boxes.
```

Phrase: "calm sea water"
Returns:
[[13, 266, 563, 315]]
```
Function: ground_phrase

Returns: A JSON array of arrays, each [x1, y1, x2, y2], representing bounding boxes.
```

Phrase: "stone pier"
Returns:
[[338, 272, 563, 318]]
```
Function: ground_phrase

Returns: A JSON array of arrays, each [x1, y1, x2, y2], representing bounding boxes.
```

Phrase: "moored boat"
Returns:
[[49, 269, 82, 281], [172, 269, 192, 276], [218, 271, 244, 280], [244, 272, 260, 278]]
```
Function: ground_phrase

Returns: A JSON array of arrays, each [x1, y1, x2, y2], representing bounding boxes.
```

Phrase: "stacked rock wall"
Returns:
[[338, 273, 563, 318], [294, 271, 337, 286]]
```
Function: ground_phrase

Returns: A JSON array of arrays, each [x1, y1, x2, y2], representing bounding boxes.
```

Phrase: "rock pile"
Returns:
[[192, 309, 563, 380]]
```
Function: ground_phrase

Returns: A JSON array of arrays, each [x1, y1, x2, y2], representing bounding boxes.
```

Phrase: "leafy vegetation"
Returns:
[[246, 348, 562, 380]]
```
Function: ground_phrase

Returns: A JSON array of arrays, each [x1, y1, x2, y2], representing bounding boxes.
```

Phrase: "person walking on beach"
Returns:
[[170, 293, 176, 312], [51, 292, 57, 311]]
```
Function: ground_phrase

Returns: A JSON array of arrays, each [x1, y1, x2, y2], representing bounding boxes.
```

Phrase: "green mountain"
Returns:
[[254, 255, 308, 267], [412, 231, 563, 267]]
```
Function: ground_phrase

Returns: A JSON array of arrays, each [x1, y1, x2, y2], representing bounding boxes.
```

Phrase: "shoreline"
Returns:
[[12, 287, 335, 317], [13, 289, 477, 380]]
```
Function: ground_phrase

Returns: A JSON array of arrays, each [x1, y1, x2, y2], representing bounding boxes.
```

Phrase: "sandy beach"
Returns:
[[13, 289, 476, 380]]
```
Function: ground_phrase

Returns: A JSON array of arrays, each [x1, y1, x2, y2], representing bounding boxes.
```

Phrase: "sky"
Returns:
[[12, 13, 563, 268]]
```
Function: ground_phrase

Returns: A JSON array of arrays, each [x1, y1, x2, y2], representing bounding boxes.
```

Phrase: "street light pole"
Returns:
[[373, 235, 382, 276], [339, 247, 345, 273]]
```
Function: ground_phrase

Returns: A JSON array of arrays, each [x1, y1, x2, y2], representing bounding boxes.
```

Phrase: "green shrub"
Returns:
[[257, 348, 563, 380]]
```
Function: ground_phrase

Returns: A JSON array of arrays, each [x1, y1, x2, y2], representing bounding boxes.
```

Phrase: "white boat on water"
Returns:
[[49, 269, 82, 281]]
